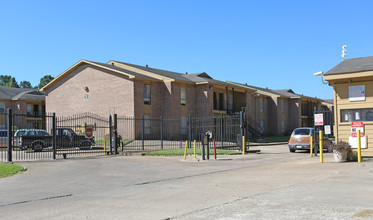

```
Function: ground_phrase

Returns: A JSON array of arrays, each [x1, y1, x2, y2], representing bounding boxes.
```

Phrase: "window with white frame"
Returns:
[[0, 102, 5, 113], [144, 115, 151, 134], [144, 84, 151, 105], [181, 116, 187, 135], [181, 87, 186, 105], [260, 98, 264, 113]]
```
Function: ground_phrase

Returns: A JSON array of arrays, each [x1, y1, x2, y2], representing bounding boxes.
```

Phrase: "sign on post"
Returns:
[[85, 127, 93, 138], [314, 113, 324, 126], [324, 125, 331, 135], [351, 122, 364, 137]]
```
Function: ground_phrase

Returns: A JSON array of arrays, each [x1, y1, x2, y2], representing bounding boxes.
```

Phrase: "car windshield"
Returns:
[[293, 128, 311, 136]]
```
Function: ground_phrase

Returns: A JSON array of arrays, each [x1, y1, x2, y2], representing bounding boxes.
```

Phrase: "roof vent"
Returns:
[[146, 65, 148, 68], [111, 62, 114, 66], [245, 83, 247, 85], [186, 72, 188, 75]]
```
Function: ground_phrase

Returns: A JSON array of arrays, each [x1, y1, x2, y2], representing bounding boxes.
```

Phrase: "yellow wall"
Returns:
[[333, 81, 373, 156]]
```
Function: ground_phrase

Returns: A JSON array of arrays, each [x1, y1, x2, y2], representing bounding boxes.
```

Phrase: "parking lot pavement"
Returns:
[[0, 144, 372, 220]]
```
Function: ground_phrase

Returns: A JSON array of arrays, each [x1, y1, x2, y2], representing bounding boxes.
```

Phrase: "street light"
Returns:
[[314, 71, 328, 85]]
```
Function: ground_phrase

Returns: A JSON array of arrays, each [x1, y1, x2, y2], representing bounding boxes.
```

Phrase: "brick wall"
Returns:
[[45, 64, 135, 117]]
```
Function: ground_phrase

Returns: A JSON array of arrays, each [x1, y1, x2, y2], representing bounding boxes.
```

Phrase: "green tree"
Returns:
[[20, 81, 33, 89], [0, 75, 19, 88], [35, 75, 54, 90]]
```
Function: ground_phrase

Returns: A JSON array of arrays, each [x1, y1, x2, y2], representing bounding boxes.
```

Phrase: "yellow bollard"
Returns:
[[310, 136, 313, 157], [104, 140, 106, 154], [194, 140, 196, 159], [358, 130, 362, 163], [184, 140, 188, 160], [242, 136, 245, 155], [319, 130, 323, 163]]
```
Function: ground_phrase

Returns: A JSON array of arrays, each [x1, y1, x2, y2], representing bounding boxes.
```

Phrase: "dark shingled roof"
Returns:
[[0, 86, 45, 101], [109, 61, 194, 82], [325, 56, 373, 75], [89, 61, 159, 80]]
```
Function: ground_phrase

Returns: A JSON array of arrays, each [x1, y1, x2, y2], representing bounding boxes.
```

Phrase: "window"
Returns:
[[219, 93, 224, 110], [27, 104, 32, 115], [181, 116, 187, 135], [301, 103, 309, 116], [0, 102, 4, 113], [341, 108, 373, 122], [213, 92, 217, 110], [181, 87, 186, 105], [144, 84, 151, 104], [293, 128, 312, 136], [260, 99, 264, 113], [144, 115, 151, 134]]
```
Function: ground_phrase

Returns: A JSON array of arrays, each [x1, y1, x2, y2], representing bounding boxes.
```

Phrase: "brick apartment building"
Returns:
[[0, 86, 45, 129], [41, 59, 332, 137]]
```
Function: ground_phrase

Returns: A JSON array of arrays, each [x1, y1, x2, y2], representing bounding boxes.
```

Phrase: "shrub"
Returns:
[[331, 140, 351, 152]]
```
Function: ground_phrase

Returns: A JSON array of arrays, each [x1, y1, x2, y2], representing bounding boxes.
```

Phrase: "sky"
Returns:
[[1, 0, 373, 99]]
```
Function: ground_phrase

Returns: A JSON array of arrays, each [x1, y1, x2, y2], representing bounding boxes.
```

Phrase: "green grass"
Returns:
[[145, 148, 239, 156], [95, 139, 130, 144], [0, 163, 25, 178]]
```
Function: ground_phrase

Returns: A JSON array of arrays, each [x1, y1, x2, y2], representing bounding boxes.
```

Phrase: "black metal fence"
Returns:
[[1, 110, 245, 162], [116, 114, 243, 152]]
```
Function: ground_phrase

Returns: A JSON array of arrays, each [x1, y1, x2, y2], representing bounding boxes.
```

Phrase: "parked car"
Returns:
[[0, 129, 8, 147], [288, 127, 330, 153], [20, 128, 95, 152], [15, 129, 50, 150]]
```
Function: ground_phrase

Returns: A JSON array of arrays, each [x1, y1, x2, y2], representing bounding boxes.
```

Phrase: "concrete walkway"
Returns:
[[0, 144, 372, 220]]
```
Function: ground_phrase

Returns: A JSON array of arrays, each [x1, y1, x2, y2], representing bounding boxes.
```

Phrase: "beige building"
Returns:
[[324, 56, 373, 156]]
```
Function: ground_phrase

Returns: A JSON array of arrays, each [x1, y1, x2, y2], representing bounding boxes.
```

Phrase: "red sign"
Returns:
[[85, 128, 93, 138], [314, 113, 324, 126], [351, 122, 364, 137]]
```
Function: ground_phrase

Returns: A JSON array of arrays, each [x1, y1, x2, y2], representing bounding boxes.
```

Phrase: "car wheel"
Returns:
[[289, 149, 296, 153], [33, 143, 44, 152]]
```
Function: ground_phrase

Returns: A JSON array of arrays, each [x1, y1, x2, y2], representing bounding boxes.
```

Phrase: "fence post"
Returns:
[[220, 113, 223, 149], [109, 115, 112, 155], [7, 108, 12, 162], [52, 113, 56, 159], [113, 114, 118, 155], [142, 115, 145, 151], [160, 116, 163, 150], [188, 114, 191, 149], [240, 111, 244, 151]]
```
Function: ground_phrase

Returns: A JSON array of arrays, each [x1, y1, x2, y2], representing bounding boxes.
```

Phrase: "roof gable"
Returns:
[[41, 60, 159, 91]]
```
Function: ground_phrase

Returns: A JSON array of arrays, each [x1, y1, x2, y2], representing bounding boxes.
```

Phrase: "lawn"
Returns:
[[0, 163, 25, 178], [145, 148, 239, 156]]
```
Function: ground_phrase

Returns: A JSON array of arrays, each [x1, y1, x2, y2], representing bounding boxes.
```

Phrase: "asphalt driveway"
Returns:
[[1, 144, 372, 220]]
